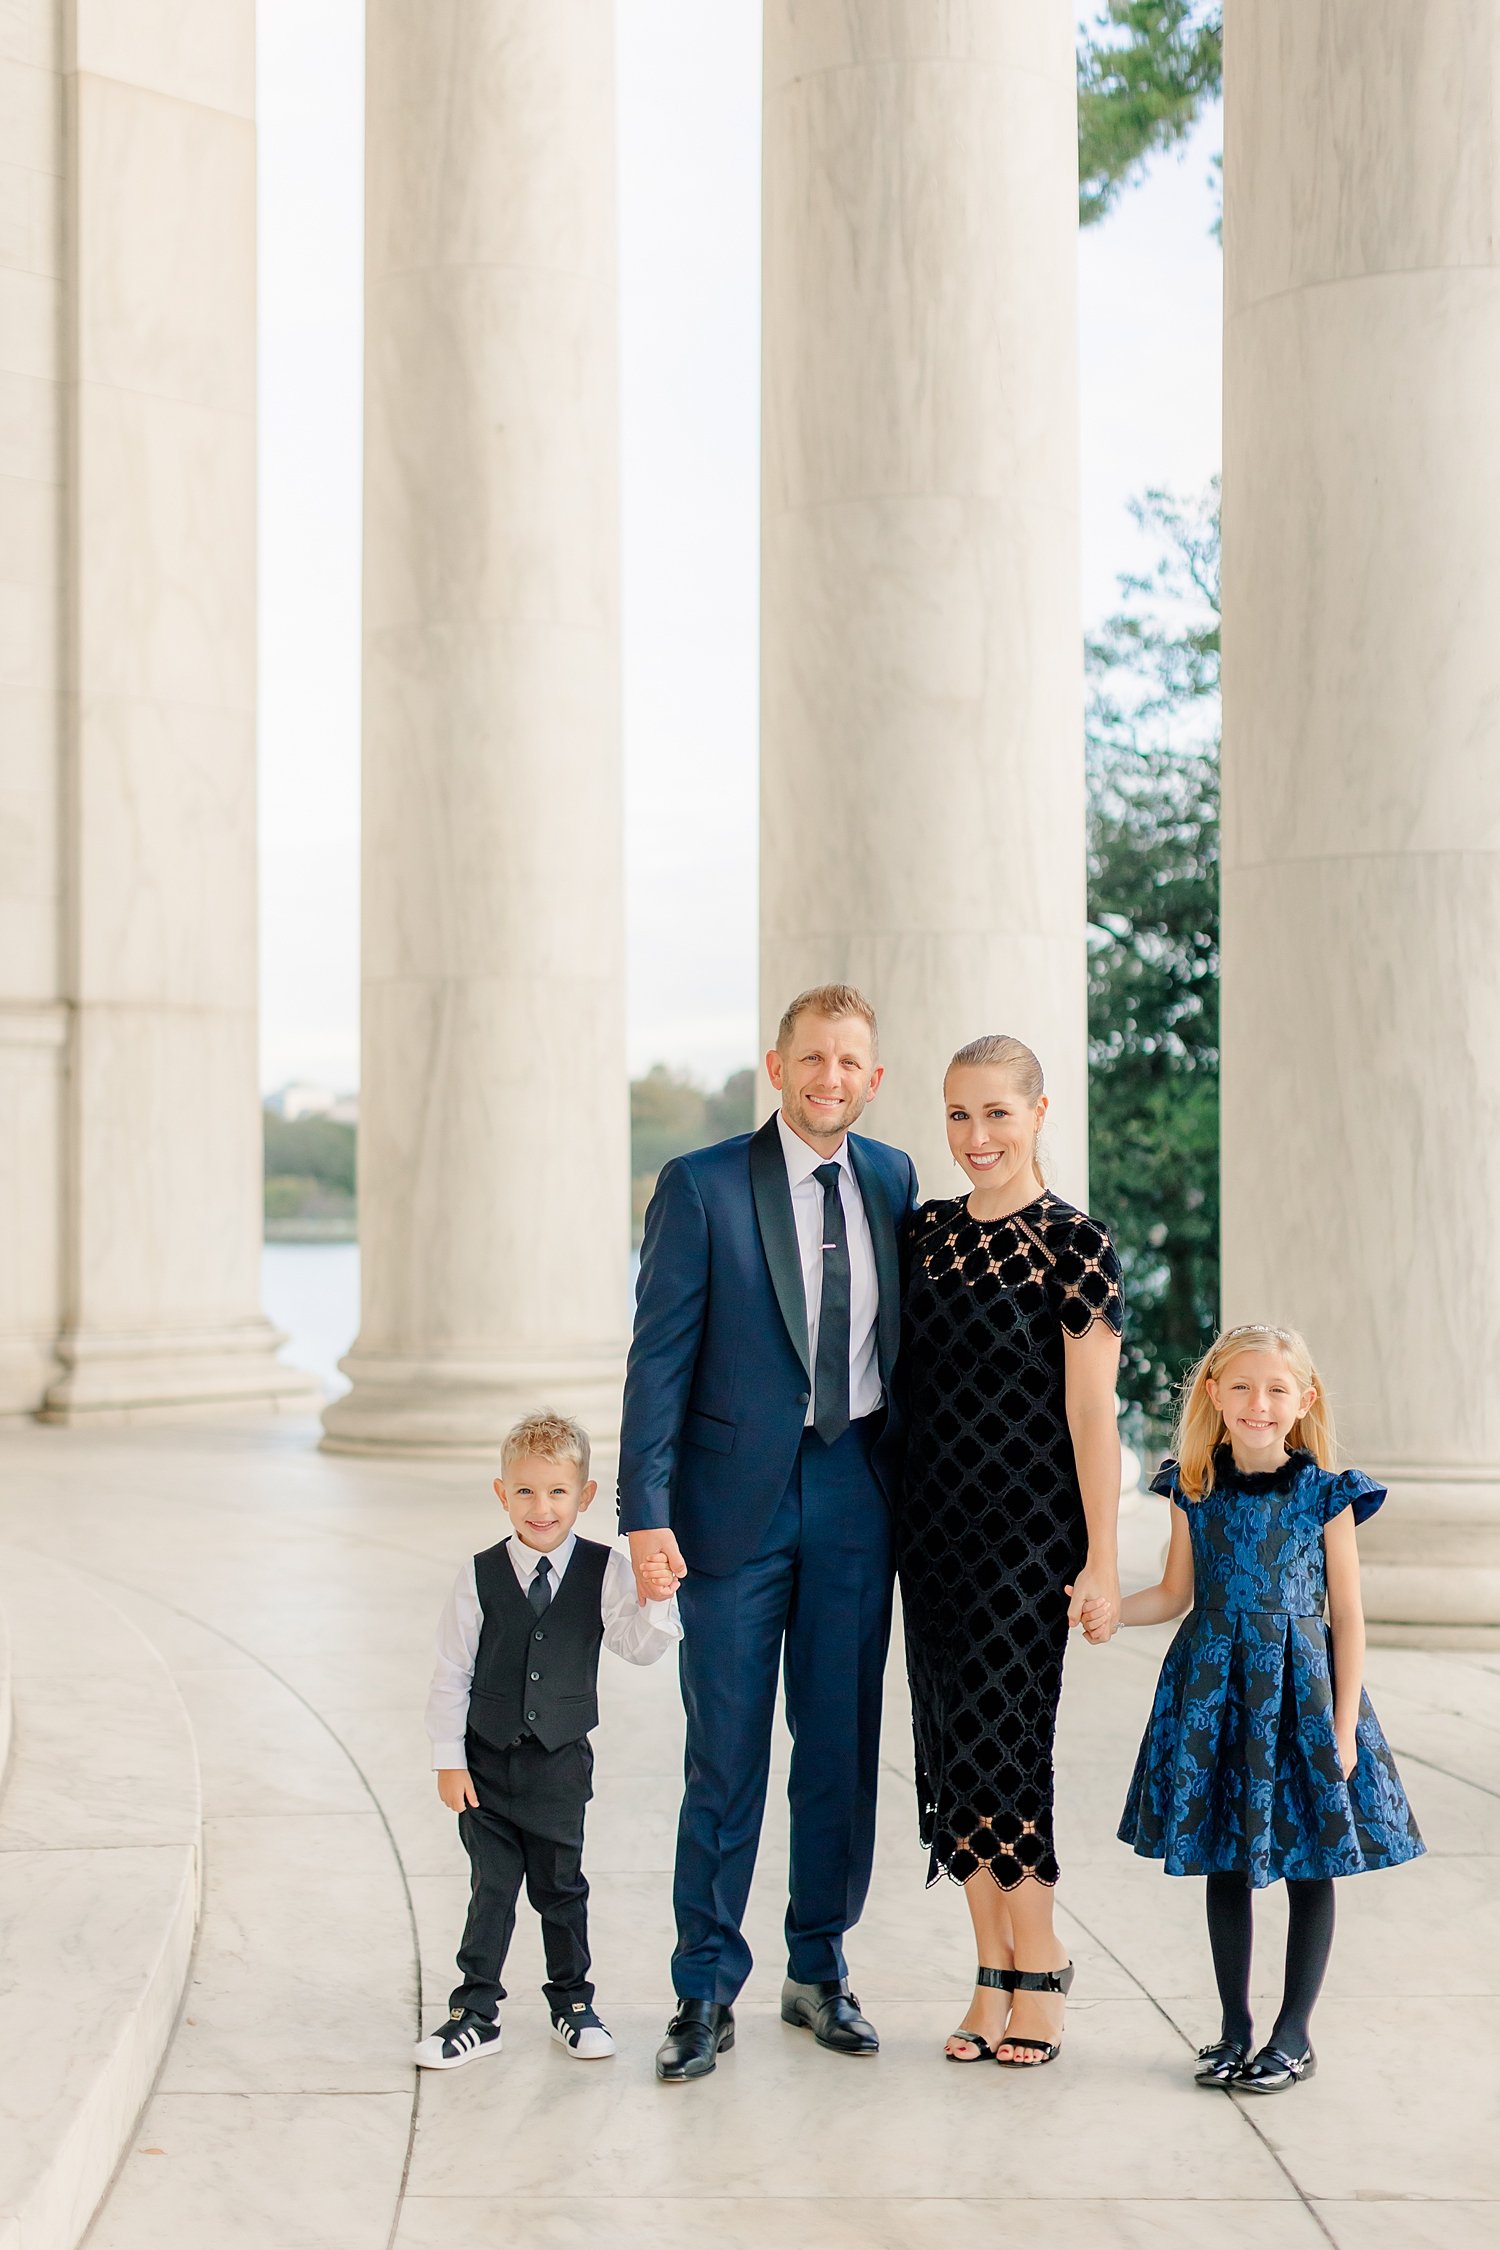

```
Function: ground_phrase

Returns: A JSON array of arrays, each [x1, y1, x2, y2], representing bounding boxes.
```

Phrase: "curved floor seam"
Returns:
[[6, 1536, 426, 2250]]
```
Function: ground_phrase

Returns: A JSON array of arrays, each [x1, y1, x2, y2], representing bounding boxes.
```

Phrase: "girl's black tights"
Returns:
[[1204, 1873, 1335, 2055]]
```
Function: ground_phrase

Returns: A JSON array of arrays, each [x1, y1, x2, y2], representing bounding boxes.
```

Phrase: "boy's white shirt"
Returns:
[[425, 1530, 682, 1769]]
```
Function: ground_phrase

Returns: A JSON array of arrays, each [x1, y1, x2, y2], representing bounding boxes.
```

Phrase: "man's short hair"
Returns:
[[500, 1410, 591, 1479], [775, 984, 879, 1058]]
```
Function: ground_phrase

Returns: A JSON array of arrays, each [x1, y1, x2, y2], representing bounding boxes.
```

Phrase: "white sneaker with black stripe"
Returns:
[[412, 2008, 503, 2070], [550, 2002, 616, 2059]]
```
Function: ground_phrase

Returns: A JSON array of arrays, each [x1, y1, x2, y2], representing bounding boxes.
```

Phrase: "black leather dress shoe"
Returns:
[[655, 1999, 735, 2082], [780, 1977, 879, 2054]]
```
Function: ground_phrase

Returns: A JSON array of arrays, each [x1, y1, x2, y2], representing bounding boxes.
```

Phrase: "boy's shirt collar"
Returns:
[[507, 1528, 577, 1586]]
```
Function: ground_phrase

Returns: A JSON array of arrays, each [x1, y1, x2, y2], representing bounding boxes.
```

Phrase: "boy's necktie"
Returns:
[[528, 1555, 553, 1617], [813, 1161, 851, 1446]]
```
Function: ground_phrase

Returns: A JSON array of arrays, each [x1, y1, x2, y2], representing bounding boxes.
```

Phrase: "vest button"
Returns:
[[534, 1629, 544, 1641], [526, 1710, 538, 1723], [529, 1670, 540, 1681]]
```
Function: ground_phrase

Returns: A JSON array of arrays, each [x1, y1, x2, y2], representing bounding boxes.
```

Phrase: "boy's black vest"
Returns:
[[467, 1538, 609, 1754]]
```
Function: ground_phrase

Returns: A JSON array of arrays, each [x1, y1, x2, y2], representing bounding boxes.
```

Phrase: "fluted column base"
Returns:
[[1358, 1470, 1500, 1628], [40, 1319, 319, 1424], [321, 1346, 625, 1458]]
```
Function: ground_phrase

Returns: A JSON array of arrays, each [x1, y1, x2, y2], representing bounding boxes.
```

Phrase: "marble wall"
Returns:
[[758, 0, 1089, 1197], [323, 1, 630, 1454], [1221, 0, 1500, 1622]]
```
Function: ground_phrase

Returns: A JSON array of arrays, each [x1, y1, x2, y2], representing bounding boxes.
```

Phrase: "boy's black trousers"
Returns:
[[450, 1730, 593, 2019]]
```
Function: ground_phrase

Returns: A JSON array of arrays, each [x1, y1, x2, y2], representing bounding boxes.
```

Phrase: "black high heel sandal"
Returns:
[[993, 1961, 1074, 2068], [1194, 2037, 1250, 2087], [1234, 2043, 1316, 2094], [945, 1966, 1014, 2062]]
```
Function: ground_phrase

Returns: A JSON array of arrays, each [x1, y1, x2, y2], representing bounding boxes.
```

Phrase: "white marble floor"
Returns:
[[1, 1417, 1495, 2249]]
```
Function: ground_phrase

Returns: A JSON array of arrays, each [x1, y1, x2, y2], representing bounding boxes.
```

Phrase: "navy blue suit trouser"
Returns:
[[671, 1420, 894, 2003]]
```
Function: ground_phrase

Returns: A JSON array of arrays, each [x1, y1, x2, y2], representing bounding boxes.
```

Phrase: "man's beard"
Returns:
[[785, 1087, 866, 1139]]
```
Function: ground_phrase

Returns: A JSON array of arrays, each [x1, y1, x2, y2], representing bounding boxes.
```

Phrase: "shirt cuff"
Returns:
[[642, 1597, 684, 1638], [431, 1741, 469, 1771]]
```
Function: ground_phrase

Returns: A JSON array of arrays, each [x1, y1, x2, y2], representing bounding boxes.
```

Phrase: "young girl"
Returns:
[[1112, 1324, 1423, 2092]]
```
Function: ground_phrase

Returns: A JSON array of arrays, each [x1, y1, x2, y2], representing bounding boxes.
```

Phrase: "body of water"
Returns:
[[261, 1242, 359, 1399], [261, 1243, 643, 1404]]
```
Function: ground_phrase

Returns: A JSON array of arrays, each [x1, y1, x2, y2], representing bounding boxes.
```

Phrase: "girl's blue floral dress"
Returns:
[[1118, 1448, 1424, 1885]]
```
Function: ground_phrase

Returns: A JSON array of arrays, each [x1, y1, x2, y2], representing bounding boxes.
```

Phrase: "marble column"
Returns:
[[0, 3, 65, 1414], [758, 1, 1088, 1197], [2, 2, 310, 1421], [323, 2, 628, 1454], [1221, 0, 1500, 1626]]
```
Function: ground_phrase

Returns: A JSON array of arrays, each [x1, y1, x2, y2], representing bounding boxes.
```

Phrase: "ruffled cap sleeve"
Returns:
[[1323, 1466, 1387, 1526], [1148, 1456, 1185, 1507]]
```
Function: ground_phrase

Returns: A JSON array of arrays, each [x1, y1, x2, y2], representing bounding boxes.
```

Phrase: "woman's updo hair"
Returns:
[[945, 1034, 1047, 1187]]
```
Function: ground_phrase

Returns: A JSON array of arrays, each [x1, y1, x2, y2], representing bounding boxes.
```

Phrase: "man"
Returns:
[[618, 984, 919, 2081]]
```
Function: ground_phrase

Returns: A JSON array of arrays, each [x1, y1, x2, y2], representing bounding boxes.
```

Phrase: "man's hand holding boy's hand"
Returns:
[[437, 1768, 478, 1813], [628, 1527, 687, 1607]]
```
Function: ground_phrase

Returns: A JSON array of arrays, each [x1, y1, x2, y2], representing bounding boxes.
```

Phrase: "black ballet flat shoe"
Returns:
[[1194, 2038, 1250, 2087], [994, 1961, 1075, 2069], [780, 1977, 880, 2055], [655, 1999, 735, 2082], [945, 1966, 1014, 2062], [1234, 2043, 1317, 2094]]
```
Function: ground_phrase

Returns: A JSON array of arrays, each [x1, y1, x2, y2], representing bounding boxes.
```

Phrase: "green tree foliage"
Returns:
[[1087, 485, 1220, 1435], [705, 1067, 756, 1144], [631, 1064, 710, 1184], [263, 1111, 356, 1195], [262, 1110, 357, 1237], [630, 1063, 756, 1241], [1078, 2, 1222, 228]]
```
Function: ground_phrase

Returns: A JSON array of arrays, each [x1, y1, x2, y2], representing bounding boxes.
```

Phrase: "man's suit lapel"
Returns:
[[748, 1115, 811, 1381], [847, 1134, 900, 1387]]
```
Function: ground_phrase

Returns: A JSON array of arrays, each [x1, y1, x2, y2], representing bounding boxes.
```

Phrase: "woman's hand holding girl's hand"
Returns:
[[1066, 1559, 1121, 1643], [1080, 1598, 1114, 1644]]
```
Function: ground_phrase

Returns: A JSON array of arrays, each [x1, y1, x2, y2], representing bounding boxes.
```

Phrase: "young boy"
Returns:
[[415, 1410, 681, 2068]]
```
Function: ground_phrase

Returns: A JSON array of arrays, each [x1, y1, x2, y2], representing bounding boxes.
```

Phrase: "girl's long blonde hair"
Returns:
[[1175, 1324, 1336, 1500]]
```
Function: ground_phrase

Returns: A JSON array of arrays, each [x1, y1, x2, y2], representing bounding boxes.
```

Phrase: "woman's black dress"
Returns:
[[898, 1191, 1124, 1889]]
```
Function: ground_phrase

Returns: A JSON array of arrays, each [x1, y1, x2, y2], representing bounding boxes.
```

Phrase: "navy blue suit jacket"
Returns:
[[617, 1114, 920, 1578]]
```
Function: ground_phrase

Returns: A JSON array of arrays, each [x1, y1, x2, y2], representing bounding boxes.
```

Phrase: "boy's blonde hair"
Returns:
[[1174, 1324, 1336, 1500], [775, 984, 879, 1057], [946, 1034, 1047, 1188], [500, 1410, 591, 1480]]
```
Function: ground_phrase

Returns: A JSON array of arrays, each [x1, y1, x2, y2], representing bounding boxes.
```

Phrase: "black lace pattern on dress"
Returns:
[[897, 1192, 1124, 1891]]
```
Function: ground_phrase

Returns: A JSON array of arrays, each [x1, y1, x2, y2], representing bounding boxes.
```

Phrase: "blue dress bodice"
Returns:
[[1180, 1450, 1383, 1621]]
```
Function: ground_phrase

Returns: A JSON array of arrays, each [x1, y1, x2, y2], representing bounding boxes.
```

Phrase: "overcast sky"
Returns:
[[257, 1, 1223, 1095]]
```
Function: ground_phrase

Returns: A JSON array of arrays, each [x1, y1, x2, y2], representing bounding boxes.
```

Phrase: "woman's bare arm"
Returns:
[[1062, 1318, 1123, 1635]]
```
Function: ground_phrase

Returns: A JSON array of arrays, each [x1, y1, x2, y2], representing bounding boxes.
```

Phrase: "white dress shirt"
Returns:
[[776, 1112, 883, 1426], [425, 1529, 682, 1769]]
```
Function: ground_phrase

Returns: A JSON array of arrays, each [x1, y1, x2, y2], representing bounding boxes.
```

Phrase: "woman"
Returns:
[[898, 1035, 1123, 2066]]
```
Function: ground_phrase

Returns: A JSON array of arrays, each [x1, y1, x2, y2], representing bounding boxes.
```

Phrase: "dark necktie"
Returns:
[[813, 1161, 851, 1446], [527, 1555, 553, 1618]]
